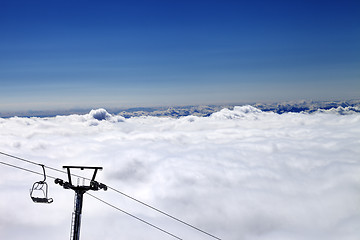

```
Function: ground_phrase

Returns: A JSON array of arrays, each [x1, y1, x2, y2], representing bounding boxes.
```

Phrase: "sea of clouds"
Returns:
[[0, 106, 359, 240]]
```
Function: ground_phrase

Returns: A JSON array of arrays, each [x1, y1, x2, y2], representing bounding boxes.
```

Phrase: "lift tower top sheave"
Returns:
[[55, 166, 107, 240]]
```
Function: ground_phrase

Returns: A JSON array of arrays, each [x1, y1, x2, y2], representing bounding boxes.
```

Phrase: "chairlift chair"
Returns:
[[30, 165, 53, 204]]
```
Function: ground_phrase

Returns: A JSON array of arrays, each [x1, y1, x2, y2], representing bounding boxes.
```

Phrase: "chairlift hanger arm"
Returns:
[[38, 164, 46, 182]]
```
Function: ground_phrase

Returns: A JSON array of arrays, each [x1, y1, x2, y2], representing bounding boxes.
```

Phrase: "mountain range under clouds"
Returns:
[[1, 99, 359, 118]]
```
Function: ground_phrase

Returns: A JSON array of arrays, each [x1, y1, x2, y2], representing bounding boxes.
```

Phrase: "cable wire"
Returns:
[[107, 186, 221, 240], [0, 151, 97, 181], [0, 151, 74, 176], [87, 192, 184, 240], [0, 150, 222, 240], [0, 160, 57, 180]]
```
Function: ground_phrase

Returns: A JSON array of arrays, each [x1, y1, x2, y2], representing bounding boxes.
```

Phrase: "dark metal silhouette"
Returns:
[[30, 164, 53, 204], [55, 166, 107, 240]]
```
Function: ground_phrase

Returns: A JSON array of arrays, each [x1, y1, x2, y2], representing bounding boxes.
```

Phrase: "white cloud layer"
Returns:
[[0, 106, 359, 240]]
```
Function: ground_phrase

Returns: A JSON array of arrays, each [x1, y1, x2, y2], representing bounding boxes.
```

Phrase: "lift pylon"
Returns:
[[55, 166, 107, 240]]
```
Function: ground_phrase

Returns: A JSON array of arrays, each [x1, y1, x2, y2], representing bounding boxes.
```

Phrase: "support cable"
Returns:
[[0, 151, 92, 180], [107, 186, 221, 240], [0, 160, 56, 180], [0, 151, 222, 240], [86, 192, 183, 240], [0, 151, 74, 177]]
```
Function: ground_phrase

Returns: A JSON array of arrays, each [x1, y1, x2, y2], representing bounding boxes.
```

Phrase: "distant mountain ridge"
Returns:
[[253, 99, 360, 114], [117, 99, 360, 118], [1, 99, 359, 118]]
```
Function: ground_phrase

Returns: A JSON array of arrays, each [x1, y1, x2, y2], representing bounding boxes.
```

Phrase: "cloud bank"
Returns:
[[0, 107, 359, 240]]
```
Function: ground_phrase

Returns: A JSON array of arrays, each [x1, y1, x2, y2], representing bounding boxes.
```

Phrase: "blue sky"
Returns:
[[0, 0, 359, 112]]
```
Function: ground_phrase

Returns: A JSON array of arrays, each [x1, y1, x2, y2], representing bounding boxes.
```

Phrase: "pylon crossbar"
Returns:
[[62, 166, 103, 185]]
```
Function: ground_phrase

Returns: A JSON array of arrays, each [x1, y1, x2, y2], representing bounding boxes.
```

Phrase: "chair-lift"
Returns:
[[29, 164, 53, 204]]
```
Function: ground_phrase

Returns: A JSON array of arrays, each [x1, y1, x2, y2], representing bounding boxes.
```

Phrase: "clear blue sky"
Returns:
[[0, 0, 359, 112]]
